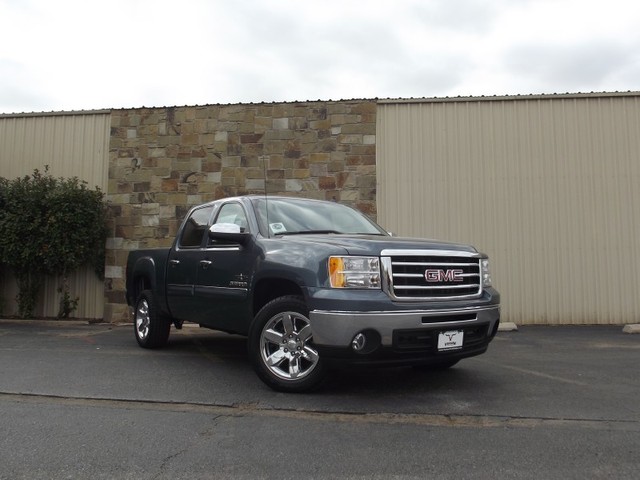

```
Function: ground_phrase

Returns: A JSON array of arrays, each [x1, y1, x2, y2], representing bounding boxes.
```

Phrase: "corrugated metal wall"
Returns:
[[377, 94, 640, 325], [0, 112, 110, 319]]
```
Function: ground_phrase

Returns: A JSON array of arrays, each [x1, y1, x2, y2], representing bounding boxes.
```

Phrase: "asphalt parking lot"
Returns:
[[0, 320, 638, 479]]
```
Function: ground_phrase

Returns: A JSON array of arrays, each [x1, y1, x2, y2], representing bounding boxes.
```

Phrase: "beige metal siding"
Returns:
[[0, 112, 110, 319], [377, 95, 640, 325], [0, 112, 110, 182]]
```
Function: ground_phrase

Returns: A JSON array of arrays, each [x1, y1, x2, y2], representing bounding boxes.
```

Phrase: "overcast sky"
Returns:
[[1, 0, 639, 114]]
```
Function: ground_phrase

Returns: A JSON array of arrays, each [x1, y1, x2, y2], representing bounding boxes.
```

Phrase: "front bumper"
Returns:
[[308, 304, 500, 366]]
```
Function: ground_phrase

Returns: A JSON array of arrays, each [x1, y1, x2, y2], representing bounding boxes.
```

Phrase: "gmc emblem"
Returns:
[[425, 269, 464, 283]]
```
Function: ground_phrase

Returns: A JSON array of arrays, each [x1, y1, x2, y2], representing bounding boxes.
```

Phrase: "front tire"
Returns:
[[134, 290, 171, 348], [249, 296, 326, 392]]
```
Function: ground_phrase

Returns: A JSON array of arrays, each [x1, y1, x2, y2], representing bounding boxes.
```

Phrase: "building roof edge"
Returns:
[[377, 91, 640, 105]]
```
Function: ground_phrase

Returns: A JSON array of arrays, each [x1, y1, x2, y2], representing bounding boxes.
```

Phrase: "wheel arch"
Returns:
[[130, 274, 152, 306], [252, 277, 305, 317], [126, 257, 157, 306]]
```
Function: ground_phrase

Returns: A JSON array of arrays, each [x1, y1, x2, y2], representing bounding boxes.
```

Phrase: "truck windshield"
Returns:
[[251, 197, 388, 237]]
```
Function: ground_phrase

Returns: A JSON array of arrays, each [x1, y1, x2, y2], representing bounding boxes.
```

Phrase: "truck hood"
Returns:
[[278, 234, 478, 256]]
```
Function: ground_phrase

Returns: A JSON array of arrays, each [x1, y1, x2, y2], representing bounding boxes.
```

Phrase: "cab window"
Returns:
[[179, 206, 214, 248]]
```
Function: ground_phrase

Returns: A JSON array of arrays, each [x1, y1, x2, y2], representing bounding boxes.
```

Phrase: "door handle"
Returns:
[[199, 260, 212, 269], [169, 259, 180, 266]]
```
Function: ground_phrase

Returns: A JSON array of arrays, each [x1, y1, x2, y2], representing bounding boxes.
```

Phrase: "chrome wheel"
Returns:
[[259, 310, 319, 381], [135, 298, 150, 341], [133, 290, 170, 348]]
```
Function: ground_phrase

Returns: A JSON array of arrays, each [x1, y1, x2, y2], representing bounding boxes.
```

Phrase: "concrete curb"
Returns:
[[622, 324, 640, 334], [498, 322, 518, 332]]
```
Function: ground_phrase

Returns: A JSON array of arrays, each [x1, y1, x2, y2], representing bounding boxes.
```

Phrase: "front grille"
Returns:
[[382, 251, 483, 300]]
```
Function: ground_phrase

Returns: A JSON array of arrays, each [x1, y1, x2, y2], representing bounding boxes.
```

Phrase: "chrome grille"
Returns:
[[381, 250, 483, 301]]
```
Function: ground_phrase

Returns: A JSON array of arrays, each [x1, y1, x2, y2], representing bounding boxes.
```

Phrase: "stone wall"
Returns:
[[104, 100, 377, 322]]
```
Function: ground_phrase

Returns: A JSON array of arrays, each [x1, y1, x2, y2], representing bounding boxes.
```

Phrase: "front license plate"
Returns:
[[438, 330, 464, 351]]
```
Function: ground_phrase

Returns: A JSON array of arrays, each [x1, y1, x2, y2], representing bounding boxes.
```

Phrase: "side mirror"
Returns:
[[208, 223, 250, 245]]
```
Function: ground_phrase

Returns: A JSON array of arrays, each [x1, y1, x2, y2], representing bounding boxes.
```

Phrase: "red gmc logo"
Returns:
[[425, 269, 464, 283]]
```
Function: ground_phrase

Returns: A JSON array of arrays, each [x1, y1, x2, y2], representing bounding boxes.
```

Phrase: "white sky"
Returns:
[[1, 0, 640, 114]]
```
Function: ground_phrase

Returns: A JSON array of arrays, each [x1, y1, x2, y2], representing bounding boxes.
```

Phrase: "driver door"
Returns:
[[193, 201, 253, 331]]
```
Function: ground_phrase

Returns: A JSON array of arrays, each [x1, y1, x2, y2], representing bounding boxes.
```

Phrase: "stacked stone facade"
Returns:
[[105, 100, 377, 322]]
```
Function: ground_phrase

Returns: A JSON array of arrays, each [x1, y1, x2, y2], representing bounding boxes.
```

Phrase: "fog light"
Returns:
[[352, 333, 366, 352]]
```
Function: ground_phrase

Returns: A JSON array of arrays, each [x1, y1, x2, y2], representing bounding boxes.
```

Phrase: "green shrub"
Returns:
[[0, 167, 107, 318]]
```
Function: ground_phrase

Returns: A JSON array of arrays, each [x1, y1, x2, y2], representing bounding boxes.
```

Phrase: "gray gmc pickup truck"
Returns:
[[126, 196, 500, 392]]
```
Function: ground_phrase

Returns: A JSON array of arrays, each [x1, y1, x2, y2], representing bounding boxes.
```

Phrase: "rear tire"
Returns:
[[248, 295, 326, 392], [134, 290, 171, 348]]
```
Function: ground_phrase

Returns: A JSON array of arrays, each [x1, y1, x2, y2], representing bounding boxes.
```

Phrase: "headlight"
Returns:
[[481, 258, 492, 287], [329, 256, 381, 288]]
